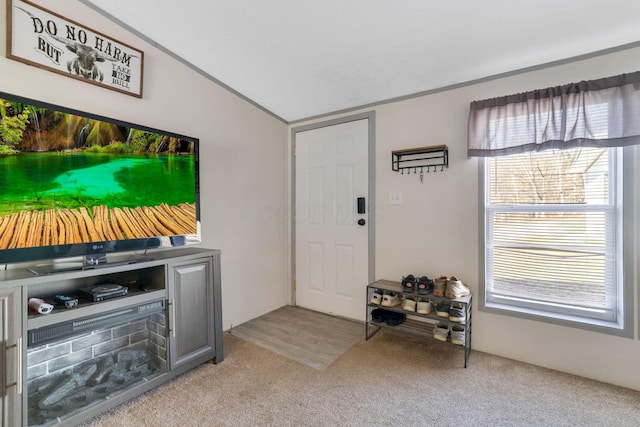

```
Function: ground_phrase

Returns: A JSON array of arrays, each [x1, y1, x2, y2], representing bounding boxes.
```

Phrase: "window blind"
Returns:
[[485, 147, 619, 321]]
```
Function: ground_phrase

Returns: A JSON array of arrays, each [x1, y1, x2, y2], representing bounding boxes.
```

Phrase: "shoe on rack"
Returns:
[[381, 291, 401, 307], [402, 297, 416, 312], [416, 298, 433, 315], [434, 276, 447, 297], [370, 290, 383, 305], [445, 276, 470, 299], [450, 325, 466, 346], [433, 321, 449, 342], [371, 308, 386, 323], [402, 275, 417, 293], [417, 276, 434, 295], [385, 311, 407, 326], [448, 302, 466, 323], [435, 303, 450, 317]]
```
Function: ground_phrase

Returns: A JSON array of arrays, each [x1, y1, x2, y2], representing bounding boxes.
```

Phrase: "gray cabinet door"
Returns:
[[168, 258, 215, 368], [1, 287, 21, 427]]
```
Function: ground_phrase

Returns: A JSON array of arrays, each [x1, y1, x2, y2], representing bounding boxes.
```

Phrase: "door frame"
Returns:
[[290, 111, 376, 306]]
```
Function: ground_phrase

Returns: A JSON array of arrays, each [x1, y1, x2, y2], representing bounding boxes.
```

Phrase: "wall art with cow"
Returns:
[[6, 0, 144, 98]]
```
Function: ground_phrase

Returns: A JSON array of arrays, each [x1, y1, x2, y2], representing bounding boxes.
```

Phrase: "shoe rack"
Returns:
[[365, 279, 472, 368]]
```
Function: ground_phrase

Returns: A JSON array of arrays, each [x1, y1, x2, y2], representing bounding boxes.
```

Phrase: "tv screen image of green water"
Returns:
[[0, 96, 197, 250]]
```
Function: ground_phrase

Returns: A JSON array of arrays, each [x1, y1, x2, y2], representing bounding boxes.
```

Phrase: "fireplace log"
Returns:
[[38, 364, 98, 409]]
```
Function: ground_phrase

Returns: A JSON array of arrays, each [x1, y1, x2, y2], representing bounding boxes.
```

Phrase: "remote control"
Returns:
[[28, 298, 54, 314], [55, 294, 78, 309]]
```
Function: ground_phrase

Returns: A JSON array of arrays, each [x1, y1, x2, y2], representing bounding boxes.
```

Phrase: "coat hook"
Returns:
[[401, 169, 404, 175], [420, 169, 424, 183]]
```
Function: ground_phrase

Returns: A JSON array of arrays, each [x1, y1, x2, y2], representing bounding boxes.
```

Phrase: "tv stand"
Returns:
[[27, 255, 155, 276], [0, 247, 222, 426]]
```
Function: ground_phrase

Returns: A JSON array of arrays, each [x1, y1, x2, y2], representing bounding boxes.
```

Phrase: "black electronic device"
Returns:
[[78, 284, 129, 302], [55, 294, 79, 309], [0, 91, 201, 271]]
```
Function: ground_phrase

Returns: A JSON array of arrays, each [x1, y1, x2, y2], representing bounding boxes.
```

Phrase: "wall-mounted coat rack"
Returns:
[[392, 144, 448, 182]]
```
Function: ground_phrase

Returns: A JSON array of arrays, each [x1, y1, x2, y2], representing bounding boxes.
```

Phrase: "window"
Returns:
[[483, 147, 623, 327], [468, 73, 640, 334]]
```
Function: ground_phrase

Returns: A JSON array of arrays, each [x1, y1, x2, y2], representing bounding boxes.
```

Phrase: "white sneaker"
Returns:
[[381, 292, 401, 307], [433, 322, 449, 342], [445, 276, 470, 299], [416, 298, 433, 315], [370, 290, 382, 305], [451, 325, 466, 346], [402, 297, 416, 312]]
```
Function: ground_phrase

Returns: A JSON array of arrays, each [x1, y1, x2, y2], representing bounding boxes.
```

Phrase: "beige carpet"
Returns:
[[84, 330, 640, 427], [229, 305, 363, 369]]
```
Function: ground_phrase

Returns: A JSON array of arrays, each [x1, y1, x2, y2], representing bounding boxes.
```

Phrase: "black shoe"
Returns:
[[371, 308, 406, 326], [371, 308, 386, 323], [417, 276, 434, 295], [402, 274, 416, 293], [384, 311, 406, 326]]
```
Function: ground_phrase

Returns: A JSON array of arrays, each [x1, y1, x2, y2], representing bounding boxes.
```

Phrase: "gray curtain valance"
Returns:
[[467, 71, 640, 157]]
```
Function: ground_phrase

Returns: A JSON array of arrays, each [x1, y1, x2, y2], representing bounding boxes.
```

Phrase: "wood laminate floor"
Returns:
[[229, 305, 363, 369]]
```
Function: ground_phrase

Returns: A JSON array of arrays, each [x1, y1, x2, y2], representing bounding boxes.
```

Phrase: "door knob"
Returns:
[[357, 218, 366, 226]]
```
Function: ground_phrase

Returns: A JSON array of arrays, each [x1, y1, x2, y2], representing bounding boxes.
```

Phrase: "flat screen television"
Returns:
[[0, 91, 200, 274]]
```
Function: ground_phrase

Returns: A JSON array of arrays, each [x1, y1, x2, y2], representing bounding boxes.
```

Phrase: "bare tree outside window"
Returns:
[[486, 147, 615, 320]]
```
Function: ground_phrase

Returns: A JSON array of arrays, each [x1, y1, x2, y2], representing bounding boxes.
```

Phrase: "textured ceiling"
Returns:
[[82, 0, 640, 122]]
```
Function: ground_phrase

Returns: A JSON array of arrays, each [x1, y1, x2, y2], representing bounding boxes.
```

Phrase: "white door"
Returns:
[[295, 118, 369, 321]]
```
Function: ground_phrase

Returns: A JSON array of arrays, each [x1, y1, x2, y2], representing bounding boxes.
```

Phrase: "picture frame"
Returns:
[[6, 0, 144, 98]]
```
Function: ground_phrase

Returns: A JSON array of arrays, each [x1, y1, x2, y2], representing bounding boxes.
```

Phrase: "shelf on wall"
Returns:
[[391, 144, 449, 175]]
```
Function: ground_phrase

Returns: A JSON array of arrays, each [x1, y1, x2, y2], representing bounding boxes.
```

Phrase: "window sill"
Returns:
[[481, 301, 632, 338]]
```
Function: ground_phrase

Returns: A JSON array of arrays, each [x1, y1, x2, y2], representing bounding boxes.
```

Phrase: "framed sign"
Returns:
[[6, 0, 144, 97]]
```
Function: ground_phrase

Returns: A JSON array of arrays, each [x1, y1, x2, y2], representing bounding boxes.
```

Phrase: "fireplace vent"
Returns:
[[28, 299, 165, 347]]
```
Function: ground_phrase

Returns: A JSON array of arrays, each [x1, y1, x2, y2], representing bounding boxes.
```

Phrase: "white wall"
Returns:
[[290, 47, 640, 391], [0, 0, 289, 330]]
